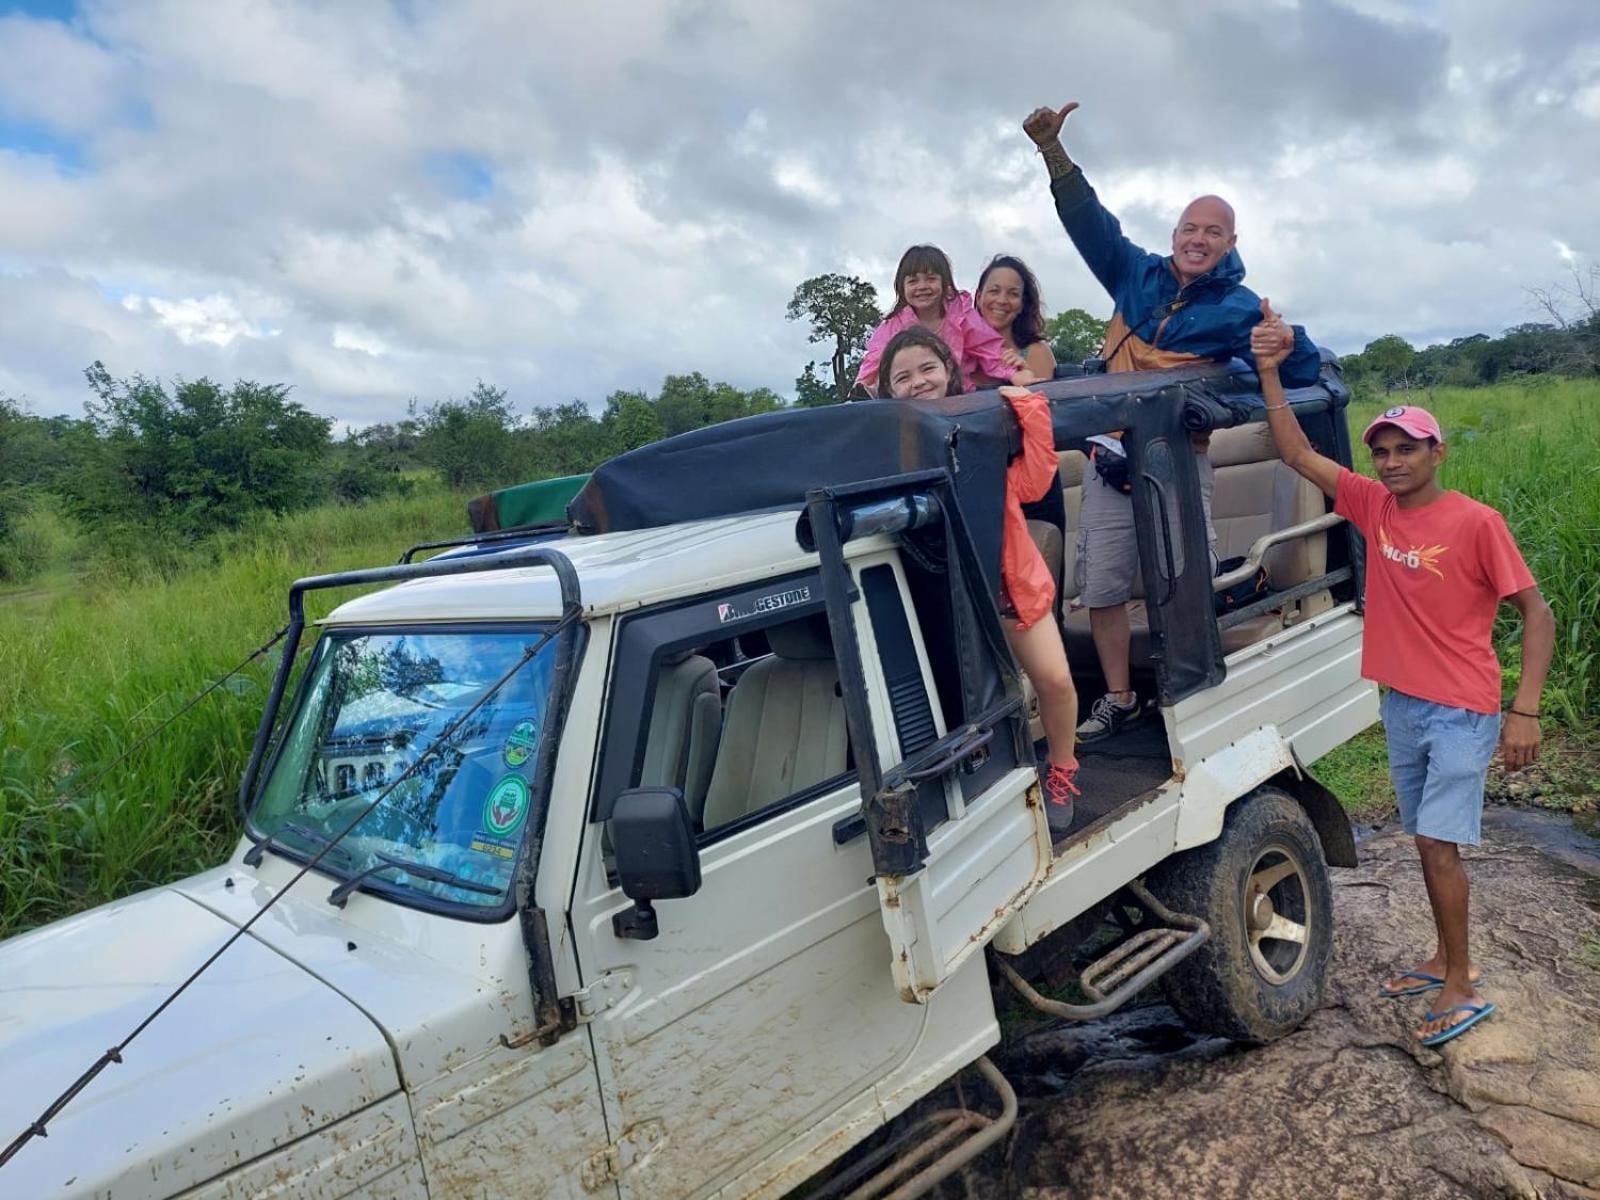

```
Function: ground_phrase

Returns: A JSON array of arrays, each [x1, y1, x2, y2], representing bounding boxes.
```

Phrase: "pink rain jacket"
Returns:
[[857, 291, 1013, 393]]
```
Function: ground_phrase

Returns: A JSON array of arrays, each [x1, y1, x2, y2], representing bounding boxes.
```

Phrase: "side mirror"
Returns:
[[608, 786, 702, 940]]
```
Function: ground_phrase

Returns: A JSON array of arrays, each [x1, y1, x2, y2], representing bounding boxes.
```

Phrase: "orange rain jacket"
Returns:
[[999, 390, 1060, 630]]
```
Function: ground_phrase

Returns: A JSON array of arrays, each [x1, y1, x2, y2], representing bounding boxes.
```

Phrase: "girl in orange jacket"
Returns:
[[878, 327, 1080, 812]]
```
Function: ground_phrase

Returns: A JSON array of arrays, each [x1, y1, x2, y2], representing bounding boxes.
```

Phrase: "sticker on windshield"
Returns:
[[717, 584, 812, 624], [469, 836, 517, 861], [503, 719, 539, 768], [483, 775, 531, 837]]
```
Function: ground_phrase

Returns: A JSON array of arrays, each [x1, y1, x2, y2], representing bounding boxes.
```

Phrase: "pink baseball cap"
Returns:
[[1362, 404, 1443, 445]]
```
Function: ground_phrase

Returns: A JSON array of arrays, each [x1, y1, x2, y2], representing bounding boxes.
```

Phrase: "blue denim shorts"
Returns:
[[1381, 689, 1500, 846]]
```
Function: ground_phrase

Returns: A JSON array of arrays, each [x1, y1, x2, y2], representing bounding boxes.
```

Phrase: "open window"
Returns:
[[592, 575, 856, 846]]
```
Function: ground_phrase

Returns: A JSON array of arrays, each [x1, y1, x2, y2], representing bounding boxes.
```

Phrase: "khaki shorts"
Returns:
[[1075, 449, 1216, 608]]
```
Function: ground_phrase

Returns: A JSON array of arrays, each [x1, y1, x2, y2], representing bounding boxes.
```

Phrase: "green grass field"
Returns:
[[1, 379, 1596, 940], [0, 485, 464, 937]]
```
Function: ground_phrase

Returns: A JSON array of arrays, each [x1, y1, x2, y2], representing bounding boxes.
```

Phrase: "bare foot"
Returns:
[[1417, 984, 1490, 1042]]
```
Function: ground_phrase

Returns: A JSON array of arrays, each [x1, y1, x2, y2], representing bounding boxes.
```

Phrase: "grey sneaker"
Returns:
[[1077, 692, 1142, 743]]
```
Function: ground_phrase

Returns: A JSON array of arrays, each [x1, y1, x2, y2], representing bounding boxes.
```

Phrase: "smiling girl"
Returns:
[[856, 245, 1034, 397], [878, 327, 1080, 813]]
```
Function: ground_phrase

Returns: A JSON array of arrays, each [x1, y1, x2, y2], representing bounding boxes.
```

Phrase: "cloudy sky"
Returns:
[[1, 0, 1596, 428]]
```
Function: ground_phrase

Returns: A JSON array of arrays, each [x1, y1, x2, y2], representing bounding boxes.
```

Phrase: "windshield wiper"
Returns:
[[243, 821, 353, 868], [327, 850, 500, 908]]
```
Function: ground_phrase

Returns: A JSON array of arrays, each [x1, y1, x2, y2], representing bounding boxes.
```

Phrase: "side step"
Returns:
[[806, 1056, 1017, 1200], [998, 880, 1209, 1022]]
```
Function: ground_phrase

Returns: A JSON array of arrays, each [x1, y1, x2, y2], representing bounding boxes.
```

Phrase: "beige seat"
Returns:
[[1057, 425, 1333, 670], [639, 650, 722, 825], [1208, 421, 1335, 643], [701, 615, 849, 831]]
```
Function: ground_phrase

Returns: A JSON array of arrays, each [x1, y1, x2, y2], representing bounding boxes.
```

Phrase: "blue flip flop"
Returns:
[[1378, 971, 1445, 998], [1420, 1001, 1497, 1047], [1378, 969, 1486, 999]]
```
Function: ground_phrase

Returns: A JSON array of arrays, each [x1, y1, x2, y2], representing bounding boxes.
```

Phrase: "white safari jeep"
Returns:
[[0, 360, 1376, 1199]]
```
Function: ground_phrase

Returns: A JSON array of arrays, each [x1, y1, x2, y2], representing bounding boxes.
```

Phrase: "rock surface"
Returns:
[[948, 809, 1600, 1199]]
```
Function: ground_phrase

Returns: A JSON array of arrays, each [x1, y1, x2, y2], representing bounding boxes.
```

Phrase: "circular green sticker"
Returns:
[[484, 775, 531, 837], [504, 718, 539, 767]]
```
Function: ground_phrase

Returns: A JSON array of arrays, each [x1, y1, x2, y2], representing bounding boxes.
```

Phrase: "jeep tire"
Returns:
[[1147, 787, 1333, 1043]]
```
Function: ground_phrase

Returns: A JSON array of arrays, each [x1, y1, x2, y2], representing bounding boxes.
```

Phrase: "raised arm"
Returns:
[[855, 318, 896, 397], [1024, 102, 1146, 297], [1252, 299, 1340, 498]]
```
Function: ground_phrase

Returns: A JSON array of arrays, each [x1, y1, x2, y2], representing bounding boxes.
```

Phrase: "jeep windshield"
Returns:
[[250, 624, 559, 913]]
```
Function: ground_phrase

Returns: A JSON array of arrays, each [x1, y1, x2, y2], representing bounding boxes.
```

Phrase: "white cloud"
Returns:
[[0, 0, 1596, 423], [0, 12, 126, 133], [331, 325, 390, 356], [122, 292, 276, 348]]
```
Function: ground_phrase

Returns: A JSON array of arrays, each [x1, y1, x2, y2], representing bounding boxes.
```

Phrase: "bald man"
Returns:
[[1025, 101, 1322, 742]]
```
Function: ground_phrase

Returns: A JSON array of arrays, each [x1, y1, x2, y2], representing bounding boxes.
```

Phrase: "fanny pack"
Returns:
[[1088, 438, 1133, 495]]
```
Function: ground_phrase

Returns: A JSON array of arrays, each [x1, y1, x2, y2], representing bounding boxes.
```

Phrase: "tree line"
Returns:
[[1340, 262, 1598, 392], [0, 367, 789, 578], [2, 264, 1593, 583]]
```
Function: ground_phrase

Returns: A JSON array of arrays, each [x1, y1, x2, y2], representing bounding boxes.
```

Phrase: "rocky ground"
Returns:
[[936, 805, 1600, 1199]]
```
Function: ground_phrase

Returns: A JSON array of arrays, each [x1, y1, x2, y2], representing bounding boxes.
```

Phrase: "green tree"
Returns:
[[656, 372, 715, 438], [416, 381, 520, 490], [786, 274, 881, 403], [1360, 334, 1417, 393], [707, 381, 752, 427], [794, 362, 837, 408], [1046, 308, 1108, 364], [81, 361, 331, 532], [525, 401, 603, 476], [601, 390, 663, 458], [743, 386, 784, 416]]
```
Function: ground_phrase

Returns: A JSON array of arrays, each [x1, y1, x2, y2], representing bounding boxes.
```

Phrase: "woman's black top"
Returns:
[[1015, 335, 1066, 531]]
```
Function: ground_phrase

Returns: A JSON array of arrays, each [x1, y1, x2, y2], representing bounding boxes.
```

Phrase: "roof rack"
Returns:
[[398, 522, 567, 565]]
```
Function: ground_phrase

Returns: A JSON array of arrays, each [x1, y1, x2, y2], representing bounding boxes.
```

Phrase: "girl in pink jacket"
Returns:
[[857, 245, 1033, 396]]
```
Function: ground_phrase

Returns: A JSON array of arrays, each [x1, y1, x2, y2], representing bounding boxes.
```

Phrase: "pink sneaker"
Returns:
[[1045, 758, 1080, 810]]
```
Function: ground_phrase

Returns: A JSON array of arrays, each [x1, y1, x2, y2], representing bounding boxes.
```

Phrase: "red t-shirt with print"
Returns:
[[1335, 470, 1534, 714]]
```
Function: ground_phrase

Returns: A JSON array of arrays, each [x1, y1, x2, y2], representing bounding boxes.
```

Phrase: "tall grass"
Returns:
[[0, 485, 463, 937]]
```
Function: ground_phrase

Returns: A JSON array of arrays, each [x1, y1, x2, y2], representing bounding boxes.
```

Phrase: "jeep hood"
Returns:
[[0, 885, 399, 1199]]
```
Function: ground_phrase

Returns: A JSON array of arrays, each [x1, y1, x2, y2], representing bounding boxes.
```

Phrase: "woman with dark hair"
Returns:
[[877, 326, 1080, 814], [974, 254, 1057, 385], [975, 255, 1067, 576]]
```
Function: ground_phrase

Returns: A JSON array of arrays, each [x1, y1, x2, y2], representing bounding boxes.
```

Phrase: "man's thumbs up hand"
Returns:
[[1024, 102, 1079, 148], [1251, 297, 1293, 372]]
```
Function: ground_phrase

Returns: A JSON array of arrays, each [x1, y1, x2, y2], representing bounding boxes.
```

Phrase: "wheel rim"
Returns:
[[1242, 842, 1312, 985]]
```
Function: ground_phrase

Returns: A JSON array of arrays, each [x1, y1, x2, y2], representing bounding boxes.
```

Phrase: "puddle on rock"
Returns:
[[1483, 804, 1600, 876]]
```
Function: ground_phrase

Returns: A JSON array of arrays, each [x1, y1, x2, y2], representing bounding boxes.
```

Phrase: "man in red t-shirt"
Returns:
[[1251, 302, 1555, 1049]]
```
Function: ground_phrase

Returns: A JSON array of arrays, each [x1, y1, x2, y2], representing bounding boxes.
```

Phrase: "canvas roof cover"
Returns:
[[467, 473, 589, 534], [568, 392, 1018, 592]]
